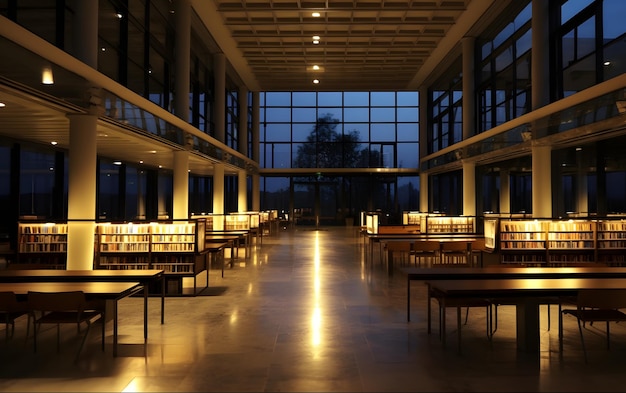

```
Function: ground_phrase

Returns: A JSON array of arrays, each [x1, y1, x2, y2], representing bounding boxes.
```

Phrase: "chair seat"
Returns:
[[562, 308, 626, 322]]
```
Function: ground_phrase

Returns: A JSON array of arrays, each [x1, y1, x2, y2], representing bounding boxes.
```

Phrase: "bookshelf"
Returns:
[[493, 218, 626, 266], [16, 222, 68, 268], [596, 219, 626, 265], [96, 220, 208, 293], [425, 216, 475, 233], [499, 220, 548, 265], [547, 220, 596, 264]]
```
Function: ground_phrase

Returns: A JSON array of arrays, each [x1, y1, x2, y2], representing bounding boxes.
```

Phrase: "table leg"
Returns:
[[407, 276, 411, 322], [144, 283, 148, 341], [161, 275, 165, 324], [427, 284, 432, 334], [113, 298, 118, 357], [516, 298, 541, 353]]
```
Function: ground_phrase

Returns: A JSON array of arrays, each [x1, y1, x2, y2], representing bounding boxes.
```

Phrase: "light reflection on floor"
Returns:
[[1, 226, 626, 392]]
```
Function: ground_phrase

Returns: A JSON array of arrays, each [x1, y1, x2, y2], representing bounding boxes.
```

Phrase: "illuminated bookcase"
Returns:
[[499, 220, 549, 265], [547, 220, 596, 264], [596, 219, 626, 265], [96, 220, 207, 293], [16, 222, 68, 268], [425, 216, 474, 233]]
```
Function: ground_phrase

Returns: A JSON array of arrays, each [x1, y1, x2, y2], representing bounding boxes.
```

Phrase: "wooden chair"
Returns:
[[410, 240, 440, 267], [429, 284, 492, 354], [440, 241, 470, 265], [559, 289, 626, 363], [385, 241, 413, 268], [469, 238, 487, 267], [0, 291, 29, 340], [28, 291, 104, 361]]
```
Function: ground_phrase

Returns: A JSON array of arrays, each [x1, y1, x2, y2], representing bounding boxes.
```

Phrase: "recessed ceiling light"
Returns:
[[42, 66, 54, 85], [113, 161, 122, 165], [313, 79, 320, 84], [313, 65, 320, 70], [312, 12, 320, 17], [313, 40, 320, 45], [312, 35, 320, 40], [50, 141, 57, 145], [139, 160, 144, 164]]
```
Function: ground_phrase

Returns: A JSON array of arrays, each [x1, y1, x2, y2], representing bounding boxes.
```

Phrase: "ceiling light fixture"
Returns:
[[313, 79, 320, 84], [50, 141, 57, 145], [0, 102, 5, 108], [313, 65, 320, 70], [42, 65, 54, 85], [312, 12, 320, 17], [312, 35, 320, 44]]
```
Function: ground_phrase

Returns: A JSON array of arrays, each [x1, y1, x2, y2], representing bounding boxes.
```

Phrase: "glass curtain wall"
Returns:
[[260, 91, 419, 225]]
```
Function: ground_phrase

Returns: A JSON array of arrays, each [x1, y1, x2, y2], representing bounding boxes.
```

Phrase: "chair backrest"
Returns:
[[576, 289, 626, 309], [413, 240, 440, 252], [471, 238, 486, 251], [386, 241, 412, 252], [0, 291, 25, 313], [27, 291, 88, 313], [441, 241, 469, 252]]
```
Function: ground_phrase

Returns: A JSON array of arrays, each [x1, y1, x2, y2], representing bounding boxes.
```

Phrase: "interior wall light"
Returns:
[[42, 65, 54, 85]]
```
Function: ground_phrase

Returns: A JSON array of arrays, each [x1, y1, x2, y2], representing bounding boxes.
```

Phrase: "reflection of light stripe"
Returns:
[[312, 232, 322, 349], [312, 306, 321, 346]]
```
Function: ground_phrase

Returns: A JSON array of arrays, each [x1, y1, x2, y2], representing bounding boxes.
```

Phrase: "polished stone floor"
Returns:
[[1, 226, 626, 392]]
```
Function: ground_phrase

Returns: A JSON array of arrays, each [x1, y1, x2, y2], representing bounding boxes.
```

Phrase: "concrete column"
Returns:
[[418, 87, 429, 212], [173, 150, 189, 219], [72, 0, 98, 68], [213, 163, 225, 215], [238, 169, 247, 212], [500, 169, 511, 214], [239, 87, 248, 157], [532, 0, 550, 110], [463, 161, 476, 216], [66, 114, 97, 270], [214, 54, 226, 142], [420, 172, 429, 213], [577, 153, 588, 214], [532, 144, 552, 218], [252, 91, 260, 162], [174, 0, 191, 121], [252, 174, 260, 211], [418, 86, 429, 159], [462, 36, 475, 140]]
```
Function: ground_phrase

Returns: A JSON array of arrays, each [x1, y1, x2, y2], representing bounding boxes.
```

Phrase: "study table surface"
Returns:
[[427, 277, 626, 353], [371, 235, 478, 274], [0, 281, 143, 356], [0, 269, 165, 342], [403, 266, 626, 323]]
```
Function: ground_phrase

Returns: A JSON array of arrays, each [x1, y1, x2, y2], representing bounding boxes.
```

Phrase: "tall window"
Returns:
[[430, 61, 462, 154], [477, 2, 532, 132], [260, 91, 419, 169], [556, 0, 626, 97]]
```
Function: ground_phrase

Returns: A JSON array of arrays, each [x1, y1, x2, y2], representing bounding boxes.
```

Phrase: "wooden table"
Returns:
[[428, 277, 626, 353], [206, 242, 229, 278], [0, 281, 143, 356], [375, 236, 478, 275], [0, 269, 165, 341], [403, 266, 626, 324]]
